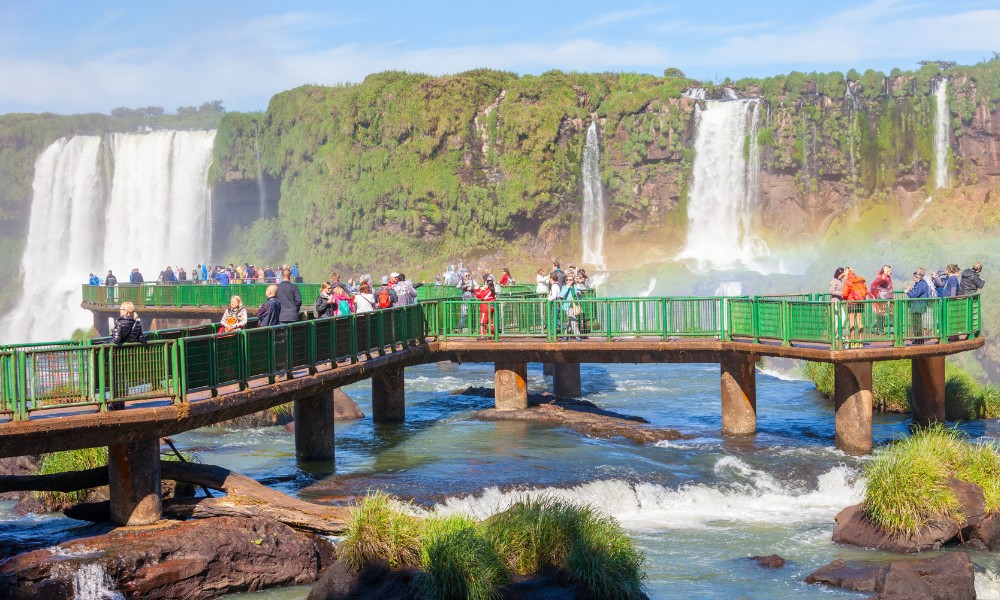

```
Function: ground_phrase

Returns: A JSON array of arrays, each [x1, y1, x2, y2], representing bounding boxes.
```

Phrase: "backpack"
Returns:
[[931, 270, 948, 289], [377, 286, 392, 309]]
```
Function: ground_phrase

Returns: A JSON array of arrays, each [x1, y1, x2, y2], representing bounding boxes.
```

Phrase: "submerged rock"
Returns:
[[806, 553, 975, 600], [750, 554, 786, 568], [0, 515, 335, 599]]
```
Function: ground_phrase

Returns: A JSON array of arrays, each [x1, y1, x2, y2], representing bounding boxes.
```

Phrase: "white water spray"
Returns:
[[73, 562, 124, 599], [932, 78, 950, 190], [678, 100, 768, 271], [3, 130, 216, 343], [580, 122, 606, 269]]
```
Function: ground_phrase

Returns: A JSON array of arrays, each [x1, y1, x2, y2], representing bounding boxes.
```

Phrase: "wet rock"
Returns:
[[806, 553, 975, 600], [470, 389, 688, 445], [307, 559, 419, 600], [832, 504, 960, 554], [969, 512, 1000, 550], [333, 389, 364, 421], [750, 554, 785, 568], [0, 515, 335, 599]]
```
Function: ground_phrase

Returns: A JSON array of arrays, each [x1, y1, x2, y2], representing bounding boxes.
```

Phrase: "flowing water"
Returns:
[[1, 130, 216, 343], [933, 78, 950, 190], [9, 361, 1000, 598], [678, 100, 770, 272], [581, 122, 606, 269]]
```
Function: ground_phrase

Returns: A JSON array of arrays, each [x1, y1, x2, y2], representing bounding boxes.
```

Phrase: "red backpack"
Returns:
[[377, 286, 392, 309]]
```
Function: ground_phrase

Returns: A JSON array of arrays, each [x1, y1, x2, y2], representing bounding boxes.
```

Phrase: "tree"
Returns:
[[663, 67, 685, 78]]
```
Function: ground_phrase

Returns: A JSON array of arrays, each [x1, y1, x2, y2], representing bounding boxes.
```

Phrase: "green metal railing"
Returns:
[[1, 293, 982, 422]]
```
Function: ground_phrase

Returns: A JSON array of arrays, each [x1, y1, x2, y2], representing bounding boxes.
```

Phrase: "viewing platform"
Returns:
[[0, 292, 984, 525]]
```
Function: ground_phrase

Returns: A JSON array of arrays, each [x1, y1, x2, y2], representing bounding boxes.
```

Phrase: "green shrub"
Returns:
[[36, 447, 109, 505], [341, 490, 422, 570], [563, 504, 646, 600], [419, 515, 507, 600], [862, 426, 973, 534], [482, 497, 572, 574], [956, 441, 1000, 512]]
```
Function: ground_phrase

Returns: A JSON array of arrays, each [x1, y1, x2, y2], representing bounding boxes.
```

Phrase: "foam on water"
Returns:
[[977, 569, 1000, 600], [433, 459, 862, 530]]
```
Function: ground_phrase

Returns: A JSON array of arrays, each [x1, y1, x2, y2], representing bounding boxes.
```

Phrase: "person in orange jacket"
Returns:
[[842, 267, 869, 339]]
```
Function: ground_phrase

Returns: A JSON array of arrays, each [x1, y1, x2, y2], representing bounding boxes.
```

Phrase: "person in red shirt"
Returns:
[[499, 267, 514, 285], [474, 274, 497, 338]]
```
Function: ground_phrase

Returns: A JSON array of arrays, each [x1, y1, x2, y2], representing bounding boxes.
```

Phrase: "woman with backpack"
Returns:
[[332, 285, 354, 316]]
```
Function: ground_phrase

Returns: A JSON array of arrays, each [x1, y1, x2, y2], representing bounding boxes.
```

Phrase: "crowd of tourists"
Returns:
[[89, 263, 304, 287], [828, 261, 985, 344]]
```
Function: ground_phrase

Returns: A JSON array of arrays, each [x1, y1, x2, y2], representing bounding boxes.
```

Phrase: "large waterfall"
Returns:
[[580, 122, 606, 269], [933, 78, 950, 189], [678, 100, 768, 271], [3, 130, 216, 343]]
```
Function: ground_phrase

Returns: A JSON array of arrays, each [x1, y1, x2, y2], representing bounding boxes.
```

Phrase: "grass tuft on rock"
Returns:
[[340, 493, 647, 599], [341, 490, 422, 571], [418, 514, 507, 600], [862, 425, 993, 535], [35, 447, 109, 505]]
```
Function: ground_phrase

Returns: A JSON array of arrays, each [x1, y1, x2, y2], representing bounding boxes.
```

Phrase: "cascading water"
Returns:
[[933, 78, 950, 190], [580, 122, 606, 270], [73, 562, 124, 600], [678, 99, 768, 271], [2, 130, 216, 343]]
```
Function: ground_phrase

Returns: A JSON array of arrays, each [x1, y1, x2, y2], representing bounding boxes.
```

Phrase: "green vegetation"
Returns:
[[803, 359, 1000, 417], [36, 446, 108, 505], [862, 425, 1000, 534], [340, 493, 646, 599]]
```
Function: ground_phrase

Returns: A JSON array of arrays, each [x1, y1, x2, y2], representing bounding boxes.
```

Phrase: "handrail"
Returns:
[[3, 293, 982, 422]]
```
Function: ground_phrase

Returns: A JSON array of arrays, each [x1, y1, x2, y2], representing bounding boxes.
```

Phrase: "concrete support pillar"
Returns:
[[553, 363, 581, 398], [542, 363, 554, 376], [720, 354, 757, 436], [372, 367, 405, 422], [834, 361, 874, 455], [911, 355, 946, 426], [495, 362, 528, 411], [294, 389, 336, 461], [93, 313, 110, 337], [108, 439, 161, 526]]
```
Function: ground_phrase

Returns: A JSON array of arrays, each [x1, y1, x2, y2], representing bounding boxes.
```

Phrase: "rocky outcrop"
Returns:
[[832, 478, 985, 553], [750, 555, 786, 569], [462, 387, 688, 444], [0, 515, 335, 599], [806, 553, 975, 600]]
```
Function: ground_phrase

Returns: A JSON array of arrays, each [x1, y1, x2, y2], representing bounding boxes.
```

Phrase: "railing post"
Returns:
[[308, 321, 319, 374], [661, 298, 670, 341], [751, 299, 760, 344], [605, 300, 613, 342], [441, 302, 449, 342], [892, 299, 903, 347], [939, 298, 948, 344], [349, 315, 359, 363], [493, 301, 500, 342], [781, 301, 790, 346]]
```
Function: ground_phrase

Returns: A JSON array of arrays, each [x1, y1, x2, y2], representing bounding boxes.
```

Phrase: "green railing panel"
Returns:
[[313, 319, 334, 365], [755, 301, 783, 339], [666, 298, 722, 337], [496, 299, 549, 337], [898, 297, 942, 341], [180, 337, 214, 395], [108, 342, 173, 402], [244, 328, 274, 380], [288, 322, 313, 370], [728, 299, 755, 338], [272, 327, 289, 375], [20, 346, 98, 413], [214, 333, 243, 387], [417, 286, 462, 301], [786, 302, 834, 344]]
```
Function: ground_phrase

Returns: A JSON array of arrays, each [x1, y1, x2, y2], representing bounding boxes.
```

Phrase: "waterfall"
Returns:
[[3, 130, 216, 343], [932, 78, 950, 189], [580, 122, 606, 269], [73, 562, 124, 599], [678, 100, 768, 271]]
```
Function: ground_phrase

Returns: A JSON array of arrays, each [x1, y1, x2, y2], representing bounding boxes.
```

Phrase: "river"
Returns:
[[4, 360, 1000, 599]]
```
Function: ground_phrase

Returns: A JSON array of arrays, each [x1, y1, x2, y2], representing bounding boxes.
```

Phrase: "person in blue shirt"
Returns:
[[291, 263, 300, 280], [201, 264, 208, 281], [216, 270, 230, 285], [905, 268, 931, 343], [88, 273, 100, 286]]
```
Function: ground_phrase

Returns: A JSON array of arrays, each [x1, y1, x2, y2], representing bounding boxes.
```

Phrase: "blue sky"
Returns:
[[2, 0, 999, 114]]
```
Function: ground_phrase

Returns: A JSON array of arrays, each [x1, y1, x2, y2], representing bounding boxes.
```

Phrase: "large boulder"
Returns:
[[833, 479, 986, 553], [806, 552, 975, 600], [0, 515, 335, 599], [969, 512, 1000, 550]]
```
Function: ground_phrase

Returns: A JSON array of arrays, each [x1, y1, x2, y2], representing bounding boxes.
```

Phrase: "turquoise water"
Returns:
[[5, 361, 1000, 599]]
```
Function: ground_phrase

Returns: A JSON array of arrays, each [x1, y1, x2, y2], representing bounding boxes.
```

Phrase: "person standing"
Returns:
[[314, 282, 334, 318], [535, 268, 549, 295], [276, 268, 302, 323], [842, 267, 868, 339], [905, 269, 931, 343], [256, 285, 281, 327], [943, 264, 961, 297], [393, 273, 418, 307], [959, 262, 986, 295], [201, 264, 208, 281], [105, 270, 118, 286], [354, 281, 376, 313], [869, 265, 893, 335], [291, 262, 300, 281], [474, 274, 497, 338], [111, 302, 144, 345], [88, 273, 100, 286]]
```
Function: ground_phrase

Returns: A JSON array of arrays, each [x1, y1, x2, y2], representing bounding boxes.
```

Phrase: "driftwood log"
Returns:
[[0, 461, 349, 535]]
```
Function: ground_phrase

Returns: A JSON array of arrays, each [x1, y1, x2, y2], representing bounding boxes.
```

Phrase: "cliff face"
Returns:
[[211, 63, 1000, 275]]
